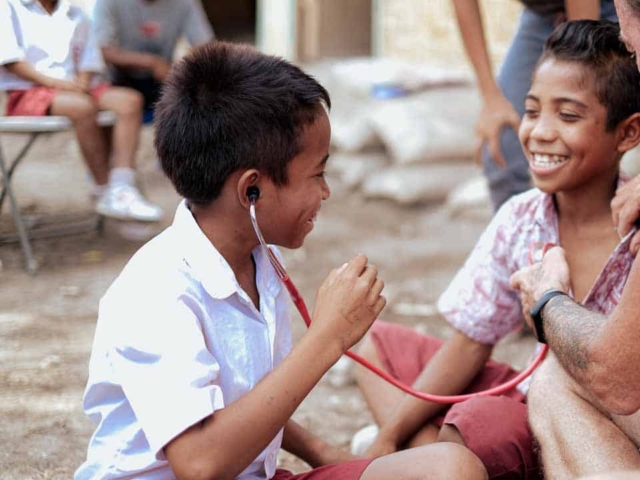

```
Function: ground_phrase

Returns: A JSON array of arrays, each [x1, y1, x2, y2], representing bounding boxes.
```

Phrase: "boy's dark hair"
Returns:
[[154, 41, 331, 206], [539, 20, 640, 131], [625, 0, 640, 16]]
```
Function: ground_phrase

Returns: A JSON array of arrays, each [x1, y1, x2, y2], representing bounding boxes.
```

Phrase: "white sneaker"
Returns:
[[96, 184, 163, 222], [350, 424, 379, 457]]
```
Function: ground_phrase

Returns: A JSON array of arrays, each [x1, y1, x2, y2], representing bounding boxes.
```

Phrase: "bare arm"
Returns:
[[282, 419, 356, 468], [510, 248, 640, 415], [564, 0, 600, 20], [164, 255, 386, 480], [369, 330, 492, 456], [451, 0, 520, 167], [101, 46, 170, 82], [4, 61, 85, 92]]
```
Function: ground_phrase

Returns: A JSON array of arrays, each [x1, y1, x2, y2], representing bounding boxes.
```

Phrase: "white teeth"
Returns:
[[532, 153, 569, 168]]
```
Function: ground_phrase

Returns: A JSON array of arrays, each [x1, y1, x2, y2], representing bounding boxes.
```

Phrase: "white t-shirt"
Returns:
[[75, 201, 293, 480], [0, 0, 104, 90]]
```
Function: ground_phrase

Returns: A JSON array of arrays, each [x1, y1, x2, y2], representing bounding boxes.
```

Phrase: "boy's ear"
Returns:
[[237, 169, 261, 210], [616, 113, 640, 153]]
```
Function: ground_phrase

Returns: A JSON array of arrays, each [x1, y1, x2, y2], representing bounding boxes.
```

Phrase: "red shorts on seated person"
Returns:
[[369, 321, 539, 480], [272, 459, 373, 480], [5, 82, 111, 116]]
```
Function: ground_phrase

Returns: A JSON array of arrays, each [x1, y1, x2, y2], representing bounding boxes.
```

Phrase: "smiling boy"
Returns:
[[354, 20, 640, 479], [74, 42, 488, 480]]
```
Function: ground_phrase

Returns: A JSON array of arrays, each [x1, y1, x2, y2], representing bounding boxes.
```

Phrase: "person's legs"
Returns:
[[483, 9, 555, 210], [361, 443, 487, 480], [528, 355, 640, 479], [49, 91, 110, 186], [98, 87, 143, 170], [438, 396, 539, 479]]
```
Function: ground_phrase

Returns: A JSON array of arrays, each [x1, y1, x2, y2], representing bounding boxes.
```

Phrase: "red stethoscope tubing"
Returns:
[[251, 202, 552, 404]]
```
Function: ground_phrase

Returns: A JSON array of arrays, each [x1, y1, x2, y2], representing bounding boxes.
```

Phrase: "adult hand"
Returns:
[[611, 175, 640, 256], [150, 57, 171, 82], [510, 247, 571, 329], [474, 91, 521, 168], [364, 434, 398, 459], [311, 254, 386, 354]]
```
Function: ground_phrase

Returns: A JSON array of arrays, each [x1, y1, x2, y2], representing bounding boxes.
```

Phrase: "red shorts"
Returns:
[[273, 459, 373, 480], [5, 83, 111, 116], [370, 321, 539, 480]]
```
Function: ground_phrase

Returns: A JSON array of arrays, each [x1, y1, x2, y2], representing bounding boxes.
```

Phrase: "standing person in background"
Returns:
[[452, 0, 617, 211], [92, 0, 214, 114], [0, 0, 163, 222]]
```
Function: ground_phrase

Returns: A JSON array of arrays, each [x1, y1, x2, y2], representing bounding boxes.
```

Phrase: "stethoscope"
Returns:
[[248, 186, 549, 404]]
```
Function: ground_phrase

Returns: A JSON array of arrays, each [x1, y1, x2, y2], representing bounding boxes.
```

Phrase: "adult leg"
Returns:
[[97, 87, 144, 170], [528, 356, 640, 479], [49, 92, 109, 185], [482, 9, 555, 210], [361, 443, 487, 480]]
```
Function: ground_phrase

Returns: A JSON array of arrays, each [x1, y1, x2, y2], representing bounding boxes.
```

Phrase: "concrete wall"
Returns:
[[379, 0, 522, 72]]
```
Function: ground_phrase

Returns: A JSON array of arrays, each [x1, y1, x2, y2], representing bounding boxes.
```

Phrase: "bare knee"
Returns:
[[353, 334, 379, 381], [438, 423, 466, 446], [102, 88, 144, 118], [528, 357, 567, 437], [52, 93, 98, 121]]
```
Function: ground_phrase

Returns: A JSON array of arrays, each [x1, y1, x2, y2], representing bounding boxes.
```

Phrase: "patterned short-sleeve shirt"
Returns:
[[438, 184, 634, 345]]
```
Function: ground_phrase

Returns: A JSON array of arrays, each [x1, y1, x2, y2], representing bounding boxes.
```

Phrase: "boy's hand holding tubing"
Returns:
[[311, 254, 386, 354]]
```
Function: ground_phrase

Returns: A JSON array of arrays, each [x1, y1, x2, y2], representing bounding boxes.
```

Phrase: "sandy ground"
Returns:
[[0, 122, 537, 479]]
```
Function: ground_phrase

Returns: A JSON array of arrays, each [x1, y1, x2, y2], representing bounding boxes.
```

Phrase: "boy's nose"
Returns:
[[321, 178, 331, 200], [530, 117, 557, 142]]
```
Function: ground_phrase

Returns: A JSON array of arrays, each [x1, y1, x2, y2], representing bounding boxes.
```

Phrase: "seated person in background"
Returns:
[[0, 0, 162, 222], [354, 20, 640, 479], [92, 0, 214, 113], [74, 41, 488, 480]]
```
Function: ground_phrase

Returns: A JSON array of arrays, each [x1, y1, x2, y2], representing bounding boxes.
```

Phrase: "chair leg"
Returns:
[[0, 133, 39, 215], [0, 140, 38, 273]]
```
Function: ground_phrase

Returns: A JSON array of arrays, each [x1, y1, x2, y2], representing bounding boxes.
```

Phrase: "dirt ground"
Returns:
[[0, 123, 537, 479]]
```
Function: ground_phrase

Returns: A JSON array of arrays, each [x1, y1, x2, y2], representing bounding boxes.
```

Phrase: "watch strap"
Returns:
[[529, 290, 567, 344]]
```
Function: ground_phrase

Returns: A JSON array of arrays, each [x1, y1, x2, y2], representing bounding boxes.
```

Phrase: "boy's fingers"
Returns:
[[359, 264, 379, 286], [326, 262, 348, 285], [630, 233, 640, 257], [345, 254, 368, 276], [372, 295, 387, 317], [368, 278, 385, 305]]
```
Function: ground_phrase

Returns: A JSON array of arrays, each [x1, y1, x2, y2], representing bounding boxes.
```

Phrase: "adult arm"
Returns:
[[451, 0, 520, 168], [282, 420, 356, 467], [367, 331, 492, 457], [100, 46, 171, 81], [164, 255, 386, 480], [510, 248, 640, 415], [564, 0, 600, 20]]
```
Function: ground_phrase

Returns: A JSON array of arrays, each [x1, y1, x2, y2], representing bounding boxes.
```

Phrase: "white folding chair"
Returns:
[[0, 111, 116, 273]]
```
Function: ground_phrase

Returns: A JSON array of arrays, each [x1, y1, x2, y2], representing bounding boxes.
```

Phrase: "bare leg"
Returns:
[[98, 87, 143, 169], [528, 355, 640, 479], [361, 442, 487, 480], [50, 92, 109, 185], [354, 334, 440, 445]]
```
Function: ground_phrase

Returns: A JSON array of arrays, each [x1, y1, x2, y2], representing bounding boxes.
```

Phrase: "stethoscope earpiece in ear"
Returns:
[[247, 186, 260, 203]]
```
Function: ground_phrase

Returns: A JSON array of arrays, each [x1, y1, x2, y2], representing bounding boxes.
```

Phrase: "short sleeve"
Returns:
[[183, 0, 214, 46], [77, 14, 105, 73], [437, 200, 523, 344], [92, 0, 120, 47], [107, 293, 225, 456], [0, 2, 25, 66]]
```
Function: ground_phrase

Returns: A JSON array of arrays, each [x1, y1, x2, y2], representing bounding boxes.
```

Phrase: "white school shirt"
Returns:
[[0, 0, 104, 90], [75, 201, 293, 480]]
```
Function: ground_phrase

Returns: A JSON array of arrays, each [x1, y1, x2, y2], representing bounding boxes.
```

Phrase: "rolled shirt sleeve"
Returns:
[[108, 293, 225, 456], [437, 200, 523, 345], [77, 14, 105, 73]]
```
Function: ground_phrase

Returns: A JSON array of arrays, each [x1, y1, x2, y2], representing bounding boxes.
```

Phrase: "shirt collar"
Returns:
[[534, 174, 629, 229], [21, 0, 70, 16], [171, 200, 281, 301]]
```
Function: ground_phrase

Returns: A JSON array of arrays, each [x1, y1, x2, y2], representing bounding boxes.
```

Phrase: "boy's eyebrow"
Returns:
[[525, 93, 588, 109]]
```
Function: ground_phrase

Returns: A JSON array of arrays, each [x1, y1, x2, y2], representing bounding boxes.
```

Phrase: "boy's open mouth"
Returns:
[[530, 153, 570, 171]]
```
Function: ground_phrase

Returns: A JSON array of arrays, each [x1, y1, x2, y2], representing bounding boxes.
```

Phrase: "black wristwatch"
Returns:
[[529, 290, 567, 344]]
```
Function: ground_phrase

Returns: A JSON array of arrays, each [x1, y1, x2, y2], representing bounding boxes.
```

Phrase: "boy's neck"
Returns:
[[554, 171, 618, 227], [190, 202, 259, 277]]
